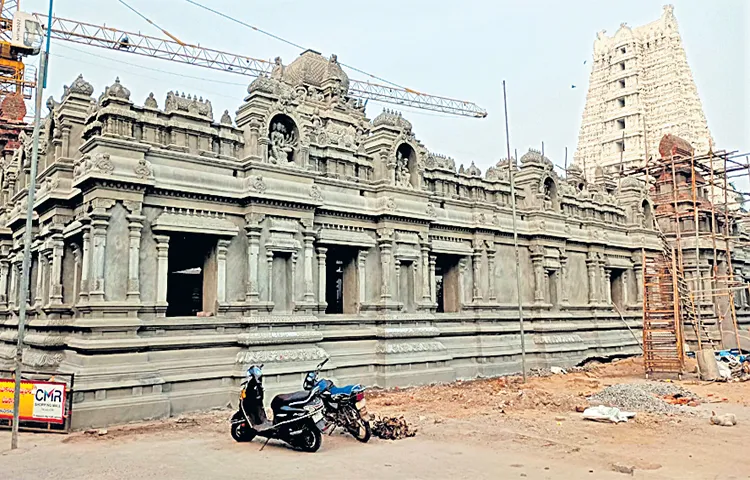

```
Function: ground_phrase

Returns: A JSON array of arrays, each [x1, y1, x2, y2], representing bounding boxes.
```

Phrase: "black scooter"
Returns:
[[230, 364, 326, 452]]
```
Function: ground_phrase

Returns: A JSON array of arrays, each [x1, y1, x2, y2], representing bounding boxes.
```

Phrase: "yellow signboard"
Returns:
[[0, 378, 66, 424]]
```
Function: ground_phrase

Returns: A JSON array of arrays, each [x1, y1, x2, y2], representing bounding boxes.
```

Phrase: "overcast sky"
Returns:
[[24, 0, 748, 172]]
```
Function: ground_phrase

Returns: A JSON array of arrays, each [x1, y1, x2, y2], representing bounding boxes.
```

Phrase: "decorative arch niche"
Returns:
[[267, 113, 299, 164], [395, 142, 418, 189], [642, 199, 654, 229], [542, 176, 559, 211]]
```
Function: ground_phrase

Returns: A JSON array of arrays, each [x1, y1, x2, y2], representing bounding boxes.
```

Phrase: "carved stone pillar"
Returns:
[[559, 255, 569, 305], [634, 265, 644, 303], [71, 245, 81, 304], [472, 250, 482, 302], [266, 251, 274, 304], [49, 233, 64, 305], [378, 236, 392, 301], [317, 247, 327, 309], [487, 250, 497, 302], [420, 246, 431, 302], [458, 258, 467, 306], [245, 226, 262, 303], [8, 260, 17, 309], [429, 255, 437, 304], [216, 239, 230, 303], [79, 224, 91, 303], [599, 262, 607, 304], [586, 254, 598, 304], [155, 235, 170, 304], [357, 250, 367, 307], [290, 251, 298, 305], [604, 269, 612, 304], [126, 214, 144, 302], [34, 250, 46, 307], [621, 269, 629, 306], [411, 261, 419, 308], [89, 212, 110, 302], [0, 259, 8, 304], [394, 259, 401, 301], [302, 233, 315, 303], [532, 259, 545, 303]]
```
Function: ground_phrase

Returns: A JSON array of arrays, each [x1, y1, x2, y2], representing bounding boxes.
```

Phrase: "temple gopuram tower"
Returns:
[[574, 5, 713, 182]]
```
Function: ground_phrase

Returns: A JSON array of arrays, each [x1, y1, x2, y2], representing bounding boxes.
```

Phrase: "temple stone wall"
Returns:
[[0, 52, 683, 429]]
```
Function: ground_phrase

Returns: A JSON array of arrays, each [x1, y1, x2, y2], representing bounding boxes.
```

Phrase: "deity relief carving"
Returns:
[[309, 185, 322, 202], [268, 115, 298, 164], [395, 149, 411, 188], [134, 158, 153, 178]]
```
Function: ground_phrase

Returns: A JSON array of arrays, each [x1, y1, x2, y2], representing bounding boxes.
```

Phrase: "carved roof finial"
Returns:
[[68, 74, 94, 97]]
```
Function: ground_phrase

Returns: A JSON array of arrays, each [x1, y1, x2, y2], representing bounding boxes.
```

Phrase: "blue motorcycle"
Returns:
[[303, 358, 371, 443]]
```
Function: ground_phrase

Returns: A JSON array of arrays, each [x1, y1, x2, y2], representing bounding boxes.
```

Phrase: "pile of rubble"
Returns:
[[587, 383, 701, 414]]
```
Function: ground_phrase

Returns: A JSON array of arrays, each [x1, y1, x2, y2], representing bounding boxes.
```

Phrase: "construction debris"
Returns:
[[370, 415, 417, 440], [587, 383, 701, 414], [582, 405, 635, 424], [709, 412, 737, 427]]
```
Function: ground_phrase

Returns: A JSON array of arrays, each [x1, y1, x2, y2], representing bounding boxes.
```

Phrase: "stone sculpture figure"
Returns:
[[395, 150, 411, 188], [269, 122, 295, 164]]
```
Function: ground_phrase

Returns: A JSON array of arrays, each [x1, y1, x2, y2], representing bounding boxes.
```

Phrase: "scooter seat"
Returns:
[[329, 384, 361, 396], [271, 390, 314, 411]]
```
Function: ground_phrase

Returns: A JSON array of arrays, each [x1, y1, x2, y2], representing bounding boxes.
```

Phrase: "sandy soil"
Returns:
[[2, 357, 750, 480]]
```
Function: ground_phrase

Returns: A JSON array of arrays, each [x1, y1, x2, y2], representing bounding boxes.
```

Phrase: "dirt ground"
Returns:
[[2, 357, 750, 480]]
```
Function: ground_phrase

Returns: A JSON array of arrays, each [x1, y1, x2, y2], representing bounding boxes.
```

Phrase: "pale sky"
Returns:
[[24, 0, 749, 173]]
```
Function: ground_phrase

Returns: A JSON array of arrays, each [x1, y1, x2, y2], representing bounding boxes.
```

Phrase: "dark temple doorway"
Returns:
[[166, 233, 215, 317]]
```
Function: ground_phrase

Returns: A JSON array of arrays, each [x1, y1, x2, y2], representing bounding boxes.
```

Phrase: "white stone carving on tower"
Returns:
[[574, 5, 713, 182]]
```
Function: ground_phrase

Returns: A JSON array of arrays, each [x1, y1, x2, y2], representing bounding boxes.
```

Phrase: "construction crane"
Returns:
[[0, 2, 488, 118], [0, 0, 41, 99]]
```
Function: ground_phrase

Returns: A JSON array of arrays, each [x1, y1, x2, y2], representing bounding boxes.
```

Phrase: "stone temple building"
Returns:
[[574, 5, 713, 182], [0, 49, 702, 429]]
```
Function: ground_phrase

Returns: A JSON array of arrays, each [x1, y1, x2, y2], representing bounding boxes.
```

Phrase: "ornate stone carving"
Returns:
[[74, 152, 114, 178], [466, 161, 481, 177], [236, 347, 328, 364], [144, 92, 158, 108], [373, 108, 412, 131], [237, 331, 324, 345], [103, 77, 131, 101], [165, 91, 213, 118], [248, 75, 276, 94], [425, 202, 437, 217], [133, 158, 153, 178], [309, 184, 322, 202], [220, 109, 233, 125], [268, 120, 297, 164], [375, 342, 445, 354], [395, 149, 411, 188], [251, 175, 267, 193], [382, 197, 396, 212]]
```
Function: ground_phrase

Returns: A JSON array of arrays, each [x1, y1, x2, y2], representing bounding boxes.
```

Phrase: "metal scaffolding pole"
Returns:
[[10, 0, 54, 451], [502, 80, 526, 382]]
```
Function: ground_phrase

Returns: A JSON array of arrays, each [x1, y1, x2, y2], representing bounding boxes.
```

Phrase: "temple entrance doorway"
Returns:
[[609, 268, 625, 310], [166, 233, 215, 317], [435, 255, 461, 313], [325, 246, 358, 314]]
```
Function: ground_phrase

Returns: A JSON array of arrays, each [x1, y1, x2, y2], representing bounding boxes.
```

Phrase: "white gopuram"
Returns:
[[574, 5, 713, 181]]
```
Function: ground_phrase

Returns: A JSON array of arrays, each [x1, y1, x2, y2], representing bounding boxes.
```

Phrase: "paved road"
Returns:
[[1, 428, 635, 480]]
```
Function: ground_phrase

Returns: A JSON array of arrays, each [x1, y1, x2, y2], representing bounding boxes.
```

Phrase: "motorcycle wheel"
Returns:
[[346, 414, 371, 443], [295, 425, 322, 453], [230, 412, 256, 443]]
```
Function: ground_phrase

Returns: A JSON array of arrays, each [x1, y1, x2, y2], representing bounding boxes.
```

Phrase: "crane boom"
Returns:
[[33, 14, 488, 118]]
